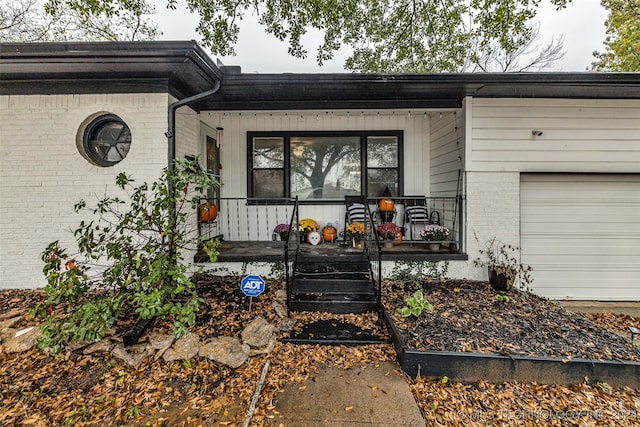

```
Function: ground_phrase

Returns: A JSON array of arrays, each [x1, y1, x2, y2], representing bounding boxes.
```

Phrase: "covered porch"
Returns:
[[195, 195, 467, 263]]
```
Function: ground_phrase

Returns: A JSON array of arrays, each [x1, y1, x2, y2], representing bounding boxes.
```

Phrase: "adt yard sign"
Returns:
[[241, 275, 265, 297]]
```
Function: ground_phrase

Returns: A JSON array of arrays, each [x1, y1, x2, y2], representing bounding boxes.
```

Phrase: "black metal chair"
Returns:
[[343, 195, 367, 238], [402, 196, 440, 240]]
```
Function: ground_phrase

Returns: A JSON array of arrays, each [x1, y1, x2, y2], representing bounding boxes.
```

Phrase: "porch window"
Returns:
[[248, 131, 403, 202]]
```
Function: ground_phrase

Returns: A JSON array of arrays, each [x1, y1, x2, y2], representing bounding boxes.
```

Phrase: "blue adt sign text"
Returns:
[[241, 275, 265, 297]]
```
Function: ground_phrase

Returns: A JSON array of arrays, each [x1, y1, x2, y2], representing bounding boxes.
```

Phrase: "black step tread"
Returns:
[[291, 293, 376, 301], [289, 301, 379, 314], [291, 275, 373, 289]]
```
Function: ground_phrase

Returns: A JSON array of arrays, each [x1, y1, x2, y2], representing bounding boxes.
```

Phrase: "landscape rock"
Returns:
[[162, 333, 199, 362], [272, 301, 287, 318], [111, 343, 154, 366], [0, 316, 23, 332], [278, 317, 296, 332], [199, 336, 250, 368], [83, 338, 114, 355], [242, 316, 276, 348], [2, 326, 40, 353], [275, 289, 287, 301], [148, 333, 175, 350], [250, 335, 277, 356]]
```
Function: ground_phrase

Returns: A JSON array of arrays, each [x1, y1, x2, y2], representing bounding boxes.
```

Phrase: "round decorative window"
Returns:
[[83, 114, 132, 166]]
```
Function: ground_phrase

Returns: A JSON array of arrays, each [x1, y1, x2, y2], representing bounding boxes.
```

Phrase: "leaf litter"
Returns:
[[0, 275, 639, 426]]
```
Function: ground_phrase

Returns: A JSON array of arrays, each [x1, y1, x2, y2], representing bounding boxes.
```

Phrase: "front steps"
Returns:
[[288, 254, 378, 314]]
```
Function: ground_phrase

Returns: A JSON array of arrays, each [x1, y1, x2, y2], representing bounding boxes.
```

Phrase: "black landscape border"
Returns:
[[383, 310, 640, 388]]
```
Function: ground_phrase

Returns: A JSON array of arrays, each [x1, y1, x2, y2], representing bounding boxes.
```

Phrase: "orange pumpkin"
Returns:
[[393, 232, 403, 245], [379, 198, 395, 212], [199, 203, 218, 222], [322, 224, 338, 243]]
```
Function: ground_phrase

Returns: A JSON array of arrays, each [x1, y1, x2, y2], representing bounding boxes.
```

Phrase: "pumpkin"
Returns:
[[378, 198, 395, 212], [199, 203, 218, 222], [322, 224, 338, 243], [393, 232, 403, 245]]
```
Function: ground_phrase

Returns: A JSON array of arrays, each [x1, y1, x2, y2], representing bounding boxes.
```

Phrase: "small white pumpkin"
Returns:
[[307, 231, 322, 246]]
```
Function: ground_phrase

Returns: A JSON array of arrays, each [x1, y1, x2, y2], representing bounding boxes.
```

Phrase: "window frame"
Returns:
[[82, 114, 132, 167], [247, 130, 403, 204]]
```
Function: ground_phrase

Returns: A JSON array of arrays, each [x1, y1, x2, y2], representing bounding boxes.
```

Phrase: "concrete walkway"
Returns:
[[273, 361, 424, 426], [559, 301, 640, 317]]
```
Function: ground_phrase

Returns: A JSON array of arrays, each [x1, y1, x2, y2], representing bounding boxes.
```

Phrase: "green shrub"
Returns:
[[37, 158, 218, 352], [397, 290, 433, 318]]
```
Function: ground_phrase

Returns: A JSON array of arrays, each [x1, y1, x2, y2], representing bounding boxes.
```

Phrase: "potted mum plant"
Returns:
[[346, 221, 366, 249], [298, 218, 319, 243], [274, 223, 291, 241], [419, 224, 449, 251], [377, 222, 401, 248], [473, 236, 533, 292]]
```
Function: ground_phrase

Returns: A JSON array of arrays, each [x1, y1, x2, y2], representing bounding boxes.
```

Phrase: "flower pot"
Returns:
[[279, 232, 289, 242], [428, 242, 441, 251], [383, 241, 394, 249], [488, 267, 513, 291]]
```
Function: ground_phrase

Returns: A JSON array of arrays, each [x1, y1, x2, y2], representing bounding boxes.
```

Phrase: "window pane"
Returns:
[[253, 170, 284, 198], [368, 169, 398, 197], [367, 136, 398, 168], [290, 136, 361, 200], [253, 137, 284, 168]]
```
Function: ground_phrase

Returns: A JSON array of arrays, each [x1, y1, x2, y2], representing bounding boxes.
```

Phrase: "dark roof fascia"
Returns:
[[195, 71, 640, 111], [0, 41, 223, 101]]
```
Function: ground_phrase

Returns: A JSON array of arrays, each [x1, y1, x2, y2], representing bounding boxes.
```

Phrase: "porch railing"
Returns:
[[198, 195, 465, 253], [198, 197, 298, 242], [361, 197, 383, 312], [283, 198, 300, 313], [367, 195, 465, 253]]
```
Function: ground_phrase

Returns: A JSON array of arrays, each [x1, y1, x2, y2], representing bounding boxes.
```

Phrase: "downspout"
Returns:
[[166, 79, 222, 197], [165, 80, 221, 261]]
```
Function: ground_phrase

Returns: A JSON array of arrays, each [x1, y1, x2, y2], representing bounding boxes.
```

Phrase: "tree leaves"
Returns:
[[591, 0, 640, 71]]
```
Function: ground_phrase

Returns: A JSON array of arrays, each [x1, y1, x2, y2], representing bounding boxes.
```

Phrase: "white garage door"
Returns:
[[521, 174, 640, 300]]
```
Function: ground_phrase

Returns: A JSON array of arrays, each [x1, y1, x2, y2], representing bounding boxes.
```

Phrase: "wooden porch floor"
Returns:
[[195, 241, 468, 263]]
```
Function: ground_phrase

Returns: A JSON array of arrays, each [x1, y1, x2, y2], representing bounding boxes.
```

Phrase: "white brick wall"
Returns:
[[464, 171, 521, 280], [0, 93, 169, 289]]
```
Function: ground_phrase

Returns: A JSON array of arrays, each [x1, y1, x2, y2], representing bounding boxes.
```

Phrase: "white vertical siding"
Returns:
[[468, 98, 640, 172], [430, 111, 464, 197], [199, 110, 431, 238]]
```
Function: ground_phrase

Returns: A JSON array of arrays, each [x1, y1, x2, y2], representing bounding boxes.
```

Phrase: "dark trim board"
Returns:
[[384, 311, 640, 388]]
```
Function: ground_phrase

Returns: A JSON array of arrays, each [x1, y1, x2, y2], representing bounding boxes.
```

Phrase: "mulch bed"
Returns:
[[1, 275, 639, 426], [383, 279, 640, 362]]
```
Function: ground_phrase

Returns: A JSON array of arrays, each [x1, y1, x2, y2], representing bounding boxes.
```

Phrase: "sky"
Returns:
[[153, 0, 607, 73]]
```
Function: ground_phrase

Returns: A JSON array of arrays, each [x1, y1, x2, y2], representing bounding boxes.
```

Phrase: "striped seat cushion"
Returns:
[[405, 205, 429, 222], [347, 203, 366, 222]]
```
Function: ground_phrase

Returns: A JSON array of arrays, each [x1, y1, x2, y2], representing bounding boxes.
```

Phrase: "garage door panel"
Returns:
[[521, 174, 640, 300], [523, 238, 640, 254]]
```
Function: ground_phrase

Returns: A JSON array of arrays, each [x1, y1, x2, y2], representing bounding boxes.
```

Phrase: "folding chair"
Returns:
[[402, 196, 438, 240]]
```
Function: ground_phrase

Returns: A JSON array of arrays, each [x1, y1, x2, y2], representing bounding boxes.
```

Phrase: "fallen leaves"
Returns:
[[1, 278, 640, 426]]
